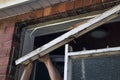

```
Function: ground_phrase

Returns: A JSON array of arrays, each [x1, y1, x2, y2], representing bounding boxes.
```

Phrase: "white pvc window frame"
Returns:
[[64, 44, 120, 80]]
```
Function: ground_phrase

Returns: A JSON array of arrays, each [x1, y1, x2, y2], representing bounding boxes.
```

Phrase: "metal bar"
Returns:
[[16, 4, 120, 65]]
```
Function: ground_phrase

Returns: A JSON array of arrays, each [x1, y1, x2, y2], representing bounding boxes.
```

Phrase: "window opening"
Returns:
[[16, 4, 120, 65], [31, 31, 66, 80], [15, 4, 120, 80]]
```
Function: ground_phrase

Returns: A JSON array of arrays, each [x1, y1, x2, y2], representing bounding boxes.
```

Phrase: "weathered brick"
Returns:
[[0, 75, 6, 80], [36, 9, 43, 18], [5, 26, 14, 35], [24, 12, 35, 20], [58, 2, 66, 13], [0, 22, 8, 29], [0, 57, 9, 66], [0, 49, 11, 57], [0, 21, 14, 36], [30, 11, 39, 19], [6, 49, 11, 56], [75, 0, 83, 8], [3, 40, 12, 49], [0, 43, 2, 49], [83, 0, 93, 6], [16, 15, 25, 22], [93, 0, 101, 4], [0, 34, 13, 43], [0, 49, 9, 57], [16, 12, 31, 22], [0, 66, 7, 74], [44, 7, 51, 16], [0, 29, 5, 36], [66, 1, 74, 10], [51, 5, 59, 15], [0, 20, 15, 29]]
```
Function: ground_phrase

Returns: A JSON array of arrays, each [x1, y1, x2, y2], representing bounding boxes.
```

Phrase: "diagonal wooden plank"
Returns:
[[16, 4, 120, 65]]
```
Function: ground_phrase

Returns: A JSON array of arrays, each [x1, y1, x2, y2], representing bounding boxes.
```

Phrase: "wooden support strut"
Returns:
[[16, 4, 120, 65]]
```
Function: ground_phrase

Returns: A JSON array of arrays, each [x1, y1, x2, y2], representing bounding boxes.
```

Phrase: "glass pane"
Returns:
[[72, 55, 120, 80]]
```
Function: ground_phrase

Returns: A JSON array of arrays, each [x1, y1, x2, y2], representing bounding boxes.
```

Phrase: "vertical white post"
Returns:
[[64, 44, 73, 80]]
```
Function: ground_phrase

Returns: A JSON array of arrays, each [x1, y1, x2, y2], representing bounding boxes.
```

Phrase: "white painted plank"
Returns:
[[15, 4, 120, 65]]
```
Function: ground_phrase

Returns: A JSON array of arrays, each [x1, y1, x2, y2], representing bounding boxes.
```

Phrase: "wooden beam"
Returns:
[[16, 4, 120, 65]]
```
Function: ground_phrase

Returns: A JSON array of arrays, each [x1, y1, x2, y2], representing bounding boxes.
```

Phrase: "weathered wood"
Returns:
[[16, 4, 120, 65]]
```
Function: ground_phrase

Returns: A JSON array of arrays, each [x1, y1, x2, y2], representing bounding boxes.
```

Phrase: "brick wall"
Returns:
[[0, 0, 117, 80], [0, 20, 15, 80]]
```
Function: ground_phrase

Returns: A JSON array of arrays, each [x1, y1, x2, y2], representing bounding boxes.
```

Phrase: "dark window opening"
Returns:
[[34, 31, 66, 55], [69, 22, 120, 51], [31, 31, 66, 80]]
